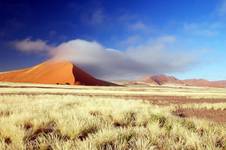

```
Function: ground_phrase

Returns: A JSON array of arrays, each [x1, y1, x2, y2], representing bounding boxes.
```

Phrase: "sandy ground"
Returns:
[[173, 108, 226, 123]]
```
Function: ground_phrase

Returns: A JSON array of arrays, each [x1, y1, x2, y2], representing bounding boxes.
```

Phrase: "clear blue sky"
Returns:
[[0, 0, 226, 80]]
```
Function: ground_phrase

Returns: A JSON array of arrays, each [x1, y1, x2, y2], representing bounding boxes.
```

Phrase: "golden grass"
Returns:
[[0, 82, 225, 149], [0, 94, 225, 150]]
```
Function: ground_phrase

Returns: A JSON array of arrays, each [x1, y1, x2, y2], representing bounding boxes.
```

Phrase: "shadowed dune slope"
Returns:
[[0, 60, 114, 86]]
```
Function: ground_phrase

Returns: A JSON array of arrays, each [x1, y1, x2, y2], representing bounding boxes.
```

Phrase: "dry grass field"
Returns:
[[0, 82, 225, 150]]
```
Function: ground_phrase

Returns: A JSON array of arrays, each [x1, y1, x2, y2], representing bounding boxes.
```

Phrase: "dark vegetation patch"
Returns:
[[180, 119, 196, 131], [113, 112, 136, 128], [215, 137, 226, 149], [23, 121, 69, 149], [77, 127, 98, 141], [98, 140, 115, 150], [4, 137, 12, 145], [113, 121, 128, 128], [150, 115, 166, 127], [0, 110, 12, 117], [23, 122, 33, 131], [96, 131, 136, 150], [89, 111, 102, 116]]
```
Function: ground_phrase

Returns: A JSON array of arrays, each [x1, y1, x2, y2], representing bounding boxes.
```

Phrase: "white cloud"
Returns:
[[12, 38, 51, 53], [49, 39, 142, 79], [13, 36, 197, 80], [49, 36, 196, 80]]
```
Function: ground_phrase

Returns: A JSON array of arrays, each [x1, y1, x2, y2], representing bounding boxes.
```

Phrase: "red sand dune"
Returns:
[[0, 60, 114, 86], [142, 75, 226, 88], [143, 74, 184, 85]]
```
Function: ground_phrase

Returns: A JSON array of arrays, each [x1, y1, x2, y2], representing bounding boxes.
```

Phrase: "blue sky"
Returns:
[[0, 0, 226, 80]]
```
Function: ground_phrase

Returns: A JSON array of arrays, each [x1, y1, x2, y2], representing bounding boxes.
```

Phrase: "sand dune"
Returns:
[[0, 60, 113, 86], [143, 74, 184, 85], [1, 61, 225, 87], [183, 79, 226, 88], [142, 75, 226, 88]]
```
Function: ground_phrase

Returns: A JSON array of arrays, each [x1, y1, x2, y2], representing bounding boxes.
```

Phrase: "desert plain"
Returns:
[[0, 82, 225, 150]]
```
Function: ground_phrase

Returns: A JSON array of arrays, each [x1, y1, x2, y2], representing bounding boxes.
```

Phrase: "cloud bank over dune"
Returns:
[[12, 36, 197, 80]]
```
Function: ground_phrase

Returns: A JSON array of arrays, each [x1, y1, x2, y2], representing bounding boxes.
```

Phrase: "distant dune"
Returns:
[[143, 74, 184, 85], [183, 79, 226, 88], [0, 60, 114, 86], [141, 74, 226, 88]]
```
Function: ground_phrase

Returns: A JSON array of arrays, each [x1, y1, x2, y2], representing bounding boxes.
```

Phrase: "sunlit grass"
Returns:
[[0, 82, 225, 149], [0, 93, 225, 150]]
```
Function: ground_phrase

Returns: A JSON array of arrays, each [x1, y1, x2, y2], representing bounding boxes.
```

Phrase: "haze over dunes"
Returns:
[[0, 60, 113, 86]]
